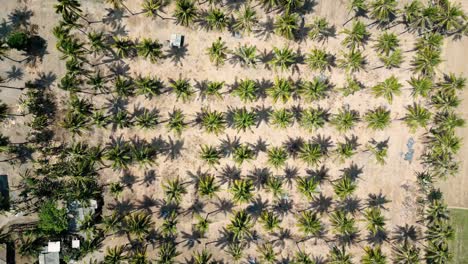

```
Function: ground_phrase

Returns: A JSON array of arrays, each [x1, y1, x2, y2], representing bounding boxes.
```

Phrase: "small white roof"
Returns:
[[71, 239, 80, 249], [47, 242, 60, 253]]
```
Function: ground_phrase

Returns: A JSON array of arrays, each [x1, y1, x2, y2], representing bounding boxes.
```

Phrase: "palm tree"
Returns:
[[433, 110, 465, 132], [331, 107, 360, 133], [114, 76, 134, 98], [104, 245, 127, 264], [269, 46, 297, 71], [392, 242, 420, 264], [415, 33, 443, 52], [298, 143, 323, 166], [137, 38, 163, 63], [431, 90, 460, 110], [160, 211, 178, 236], [294, 250, 315, 264], [157, 241, 180, 264], [267, 147, 288, 168], [233, 144, 254, 164], [102, 212, 121, 235], [200, 108, 226, 135], [308, 17, 335, 42], [280, 0, 304, 14], [299, 77, 330, 101], [205, 8, 228, 31], [199, 145, 221, 166], [232, 79, 258, 102], [347, 0, 368, 18], [364, 207, 386, 235], [402, 0, 423, 31], [409, 75, 433, 98], [258, 243, 277, 263], [265, 176, 284, 198], [411, 47, 442, 76], [125, 212, 153, 241], [163, 177, 187, 203], [230, 179, 254, 203], [328, 246, 353, 264], [174, 0, 198, 27], [365, 106, 391, 130], [194, 214, 210, 236], [296, 176, 319, 200], [374, 32, 399, 55], [54, 0, 89, 23], [299, 107, 327, 132], [305, 48, 334, 72], [87, 31, 107, 55], [233, 4, 258, 34], [436, 0, 466, 34], [372, 76, 402, 103], [335, 139, 357, 163], [361, 246, 387, 264], [226, 242, 244, 262], [425, 220, 455, 247], [132, 144, 156, 167], [234, 45, 260, 68], [259, 0, 280, 11], [297, 211, 323, 238], [338, 49, 366, 73], [341, 20, 369, 50], [105, 0, 134, 15], [233, 107, 256, 132], [207, 38, 228, 66], [135, 76, 163, 98], [167, 108, 187, 136], [333, 175, 357, 199], [274, 13, 299, 40], [227, 210, 253, 241], [260, 210, 280, 232], [404, 103, 432, 132], [62, 111, 89, 135], [369, 0, 398, 25], [270, 108, 294, 129], [379, 49, 403, 69], [200, 81, 224, 99], [87, 71, 108, 94], [105, 141, 132, 170], [439, 73, 466, 92], [198, 174, 220, 198], [142, 0, 166, 19], [170, 78, 194, 102], [339, 77, 362, 96], [193, 249, 212, 264], [329, 210, 358, 239], [112, 37, 134, 58], [268, 77, 294, 103], [113, 109, 132, 129], [135, 109, 159, 129]]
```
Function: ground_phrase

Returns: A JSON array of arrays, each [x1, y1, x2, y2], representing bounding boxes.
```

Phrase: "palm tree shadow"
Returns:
[[157, 200, 180, 218], [246, 196, 269, 218], [254, 16, 274, 40], [179, 230, 202, 249], [184, 198, 206, 216], [107, 199, 135, 215], [283, 165, 299, 187], [251, 137, 268, 155], [283, 137, 305, 159], [367, 192, 390, 210], [103, 8, 126, 28], [306, 165, 329, 185], [340, 163, 363, 181], [6, 65, 24, 81], [165, 44, 188, 66], [219, 135, 241, 157], [217, 164, 241, 186], [366, 230, 388, 246], [271, 228, 292, 249], [311, 193, 333, 214], [391, 224, 419, 244], [255, 104, 272, 127], [273, 198, 294, 217], [108, 61, 131, 77], [164, 136, 184, 161], [211, 197, 235, 216], [247, 167, 271, 189], [136, 195, 158, 213], [34, 71, 56, 88], [257, 78, 273, 99], [120, 170, 137, 188], [8, 7, 33, 29], [336, 196, 361, 215], [312, 134, 334, 155]]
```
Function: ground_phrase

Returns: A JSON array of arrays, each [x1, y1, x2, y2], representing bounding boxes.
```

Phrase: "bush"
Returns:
[[38, 201, 68, 235], [6, 31, 30, 50]]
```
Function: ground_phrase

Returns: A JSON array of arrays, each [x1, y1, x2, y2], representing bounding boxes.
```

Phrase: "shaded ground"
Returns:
[[449, 208, 468, 263]]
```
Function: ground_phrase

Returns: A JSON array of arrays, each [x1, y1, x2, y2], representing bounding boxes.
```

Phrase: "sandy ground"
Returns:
[[0, 0, 466, 263]]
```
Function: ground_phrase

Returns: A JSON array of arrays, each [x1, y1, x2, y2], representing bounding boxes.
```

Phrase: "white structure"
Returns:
[[38, 241, 60, 264], [170, 34, 184, 48], [72, 239, 80, 249], [47, 242, 60, 253]]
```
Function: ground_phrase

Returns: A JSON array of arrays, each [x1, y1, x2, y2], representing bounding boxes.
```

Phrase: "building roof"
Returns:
[[38, 252, 59, 264], [68, 200, 97, 232], [47, 242, 60, 253]]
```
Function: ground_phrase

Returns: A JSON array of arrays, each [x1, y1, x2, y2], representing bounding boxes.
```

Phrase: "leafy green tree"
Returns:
[[365, 106, 391, 130], [113, 109, 132, 129], [364, 207, 386, 235], [374, 32, 400, 55], [233, 4, 258, 34], [137, 38, 163, 63], [104, 246, 127, 264], [174, 0, 198, 27], [361, 246, 387, 264], [201, 81, 224, 99], [105, 141, 132, 170], [369, 0, 398, 25], [308, 17, 335, 42], [431, 90, 460, 110], [409, 75, 433, 98], [439, 73, 466, 92], [267, 146, 288, 168], [379, 49, 403, 69], [207, 38, 228, 66], [411, 47, 442, 76], [298, 143, 323, 166], [338, 49, 366, 73], [341, 20, 369, 50], [299, 107, 328, 132], [335, 138, 357, 163], [233, 107, 256, 132], [234, 44, 260, 68], [112, 37, 134, 58], [193, 249, 212, 264], [163, 177, 187, 203], [200, 108, 226, 135], [436, 0, 466, 34], [339, 77, 362, 96], [372, 76, 402, 103], [87, 31, 106, 55], [135, 76, 163, 98], [260, 210, 281, 232], [142, 0, 166, 19], [270, 108, 294, 129], [296, 176, 319, 200], [233, 144, 254, 164], [268, 77, 294, 103], [297, 211, 323, 238], [333, 175, 357, 199], [258, 243, 277, 263], [38, 201, 68, 235], [404, 103, 432, 132], [328, 246, 353, 264], [170, 78, 194, 102], [199, 145, 221, 166], [299, 77, 330, 101], [227, 210, 253, 242], [6, 31, 30, 50], [135, 109, 159, 129], [305, 48, 334, 72], [230, 179, 254, 203], [205, 8, 228, 31], [433, 110, 465, 132], [234, 79, 258, 102], [269, 46, 297, 71], [331, 107, 360, 132], [157, 241, 180, 264], [265, 176, 284, 198], [167, 108, 187, 136], [392, 242, 420, 264], [329, 210, 358, 239], [198, 174, 220, 198], [274, 13, 299, 40]]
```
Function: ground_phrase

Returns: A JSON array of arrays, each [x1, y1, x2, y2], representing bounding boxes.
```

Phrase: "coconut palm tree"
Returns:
[[268, 77, 295, 103], [207, 38, 228, 66], [233, 144, 254, 164], [54, 0, 89, 23], [431, 90, 460, 110], [367, 142, 388, 165], [439, 72, 466, 92], [415, 32, 443, 52], [270, 108, 294, 129], [137, 38, 163, 63], [200, 108, 226, 135], [125, 211, 153, 241], [269, 46, 297, 71], [225, 242, 244, 262], [369, 0, 398, 25], [298, 143, 323, 166], [347, 0, 368, 18], [233, 79, 258, 102], [297, 211, 323, 238], [267, 146, 288, 168], [294, 251, 315, 264], [194, 214, 210, 236], [341, 20, 369, 50], [105, 141, 132, 170], [299, 77, 331, 101], [233, 107, 256, 132], [199, 145, 221, 166], [392, 242, 420, 264], [436, 0, 466, 34], [328, 246, 353, 264], [308, 17, 335, 42], [233, 4, 258, 34], [259, 0, 280, 11], [408, 75, 433, 98], [142, 0, 166, 19], [364, 207, 386, 235], [372, 75, 402, 103], [87, 31, 107, 55], [193, 249, 212, 264], [374, 32, 399, 55], [402, 0, 423, 31], [114, 76, 134, 98], [234, 44, 260, 68], [411, 47, 442, 76], [104, 245, 127, 264], [198, 174, 220, 198], [112, 109, 132, 129], [259, 210, 280, 232], [157, 241, 180, 264], [135, 76, 163, 98], [425, 241, 453, 264], [296, 176, 319, 200], [160, 211, 178, 236], [112, 37, 134, 58], [335, 138, 357, 163], [87, 71, 108, 94], [170, 78, 194, 102], [333, 175, 357, 199], [305, 48, 334, 72], [425, 220, 455, 247], [265, 176, 284, 198], [380, 48, 403, 69], [274, 13, 299, 40], [299, 107, 328, 132], [205, 8, 228, 31], [200, 81, 224, 99], [280, 0, 304, 14], [57, 37, 87, 61], [338, 49, 366, 73], [167, 108, 187, 136], [135, 109, 159, 129], [433, 110, 465, 132], [62, 111, 89, 135], [365, 106, 391, 130], [258, 243, 277, 263], [227, 210, 253, 241], [404, 103, 432, 132], [163, 177, 187, 203], [329, 210, 358, 240], [174, 0, 198, 27], [339, 77, 363, 96], [361, 246, 387, 264], [331, 107, 360, 132]]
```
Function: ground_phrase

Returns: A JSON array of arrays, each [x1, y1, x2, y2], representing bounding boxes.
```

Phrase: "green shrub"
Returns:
[[6, 31, 30, 50]]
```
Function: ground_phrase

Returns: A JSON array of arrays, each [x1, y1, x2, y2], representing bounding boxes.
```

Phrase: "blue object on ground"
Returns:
[[404, 138, 415, 162]]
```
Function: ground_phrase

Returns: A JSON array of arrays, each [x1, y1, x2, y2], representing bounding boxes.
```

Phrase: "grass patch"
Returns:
[[449, 208, 468, 263]]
